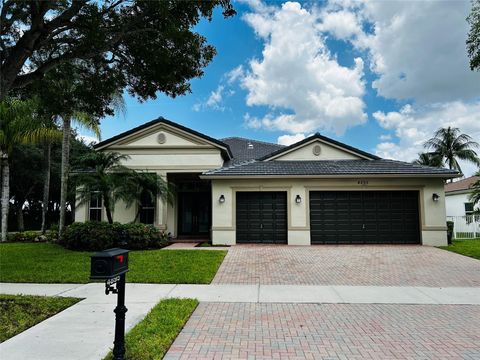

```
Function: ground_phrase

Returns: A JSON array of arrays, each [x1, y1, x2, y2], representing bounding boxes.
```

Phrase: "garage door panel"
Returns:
[[310, 191, 420, 245], [236, 192, 287, 244]]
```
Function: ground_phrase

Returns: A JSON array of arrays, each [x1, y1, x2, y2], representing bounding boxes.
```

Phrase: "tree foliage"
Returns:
[[424, 127, 480, 174], [413, 152, 444, 168], [470, 171, 480, 207], [0, 0, 235, 100], [467, 0, 480, 71]]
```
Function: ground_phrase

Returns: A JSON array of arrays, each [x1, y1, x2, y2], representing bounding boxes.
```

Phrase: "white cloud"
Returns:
[[225, 65, 245, 84], [193, 85, 233, 112], [379, 134, 391, 141], [323, 1, 480, 103], [241, 1, 367, 135], [374, 101, 480, 176], [77, 134, 98, 145], [277, 133, 306, 145]]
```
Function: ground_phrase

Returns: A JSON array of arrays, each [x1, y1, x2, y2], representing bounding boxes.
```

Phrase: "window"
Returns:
[[139, 192, 155, 225], [89, 192, 102, 221], [465, 202, 474, 216]]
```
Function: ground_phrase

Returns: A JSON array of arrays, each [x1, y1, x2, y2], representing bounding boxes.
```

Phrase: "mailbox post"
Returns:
[[91, 248, 129, 360]]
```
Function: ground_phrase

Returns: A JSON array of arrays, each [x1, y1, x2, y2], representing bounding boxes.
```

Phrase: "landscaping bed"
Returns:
[[0, 294, 81, 343], [0, 243, 227, 284], [104, 298, 198, 360], [439, 239, 480, 260]]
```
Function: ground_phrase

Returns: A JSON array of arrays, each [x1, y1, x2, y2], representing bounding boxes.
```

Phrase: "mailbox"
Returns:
[[90, 248, 129, 280]]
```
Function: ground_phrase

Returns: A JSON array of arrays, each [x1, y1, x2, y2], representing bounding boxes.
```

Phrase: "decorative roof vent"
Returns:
[[157, 132, 166, 144], [313, 144, 321, 156], [247, 142, 254, 150]]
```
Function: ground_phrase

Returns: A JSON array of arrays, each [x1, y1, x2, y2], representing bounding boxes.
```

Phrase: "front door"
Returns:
[[178, 192, 211, 237]]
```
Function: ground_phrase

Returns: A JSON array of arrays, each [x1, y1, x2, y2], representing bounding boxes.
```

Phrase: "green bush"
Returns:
[[61, 222, 168, 251], [7, 231, 45, 242]]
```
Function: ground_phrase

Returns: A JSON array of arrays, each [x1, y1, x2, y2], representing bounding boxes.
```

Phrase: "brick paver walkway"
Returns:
[[165, 303, 480, 360], [212, 245, 480, 286]]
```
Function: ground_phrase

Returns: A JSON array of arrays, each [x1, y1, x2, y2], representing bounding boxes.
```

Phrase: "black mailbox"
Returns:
[[90, 248, 129, 280]]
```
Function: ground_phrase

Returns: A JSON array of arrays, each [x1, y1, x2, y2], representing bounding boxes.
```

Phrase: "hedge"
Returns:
[[61, 222, 169, 251]]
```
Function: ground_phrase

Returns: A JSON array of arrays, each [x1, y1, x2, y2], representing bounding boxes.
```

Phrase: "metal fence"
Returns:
[[447, 215, 480, 239]]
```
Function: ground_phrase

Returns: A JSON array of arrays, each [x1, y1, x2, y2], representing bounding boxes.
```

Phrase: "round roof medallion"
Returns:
[[313, 144, 321, 156], [157, 132, 166, 144]]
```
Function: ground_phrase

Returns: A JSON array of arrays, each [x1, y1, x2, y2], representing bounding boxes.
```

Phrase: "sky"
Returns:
[[84, 0, 480, 177]]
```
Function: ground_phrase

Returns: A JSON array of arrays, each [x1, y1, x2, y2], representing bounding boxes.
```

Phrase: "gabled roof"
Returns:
[[220, 137, 285, 165], [258, 133, 381, 161], [94, 117, 233, 160], [201, 159, 460, 178], [445, 176, 479, 194]]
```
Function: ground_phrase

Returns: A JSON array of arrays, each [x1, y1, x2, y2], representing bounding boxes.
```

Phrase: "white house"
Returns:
[[445, 176, 479, 217], [75, 117, 460, 246]]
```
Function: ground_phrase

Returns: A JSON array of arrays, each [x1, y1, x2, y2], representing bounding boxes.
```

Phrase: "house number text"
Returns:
[[357, 180, 369, 185]]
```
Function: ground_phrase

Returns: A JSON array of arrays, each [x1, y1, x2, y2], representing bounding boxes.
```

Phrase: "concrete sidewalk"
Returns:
[[1, 282, 480, 360]]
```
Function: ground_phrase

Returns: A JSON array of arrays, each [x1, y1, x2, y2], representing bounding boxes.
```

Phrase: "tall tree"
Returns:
[[424, 127, 480, 177], [413, 152, 444, 168], [467, 0, 480, 71], [0, 99, 59, 241], [0, 1, 235, 100], [74, 152, 131, 224]]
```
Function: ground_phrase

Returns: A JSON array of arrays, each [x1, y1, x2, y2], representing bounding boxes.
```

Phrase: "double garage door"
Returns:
[[236, 190, 420, 244]]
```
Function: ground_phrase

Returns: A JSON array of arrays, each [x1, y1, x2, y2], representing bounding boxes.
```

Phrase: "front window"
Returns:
[[139, 192, 155, 225], [465, 202, 474, 216], [89, 192, 102, 221]]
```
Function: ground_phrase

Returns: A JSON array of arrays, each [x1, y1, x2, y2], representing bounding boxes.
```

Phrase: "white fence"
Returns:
[[447, 215, 480, 239]]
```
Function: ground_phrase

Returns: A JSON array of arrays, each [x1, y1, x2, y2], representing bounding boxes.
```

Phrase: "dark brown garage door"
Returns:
[[236, 192, 287, 244], [310, 191, 420, 244]]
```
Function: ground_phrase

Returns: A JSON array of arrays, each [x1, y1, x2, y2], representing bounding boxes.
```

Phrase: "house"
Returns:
[[445, 176, 479, 217], [75, 117, 459, 246]]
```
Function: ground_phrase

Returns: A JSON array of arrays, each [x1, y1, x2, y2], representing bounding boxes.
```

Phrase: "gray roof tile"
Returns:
[[220, 137, 285, 165]]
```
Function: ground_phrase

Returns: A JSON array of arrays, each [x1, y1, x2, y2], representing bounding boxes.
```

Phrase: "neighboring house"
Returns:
[[75, 117, 459, 246], [445, 176, 479, 217]]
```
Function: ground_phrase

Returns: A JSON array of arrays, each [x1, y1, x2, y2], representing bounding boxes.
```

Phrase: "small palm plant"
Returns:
[[469, 171, 480, 211], [413, 152, 443, 167]]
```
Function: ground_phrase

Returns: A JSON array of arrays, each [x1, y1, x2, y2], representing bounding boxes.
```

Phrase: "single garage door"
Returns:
[[310, 191, 420, 244], [236, 192, 287, 244]]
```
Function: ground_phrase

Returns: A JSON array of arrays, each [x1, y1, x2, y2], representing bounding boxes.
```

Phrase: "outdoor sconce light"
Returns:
[[432, 193, 440, 202], [219, 194, 225, 204], [295, 195, 302, 204]]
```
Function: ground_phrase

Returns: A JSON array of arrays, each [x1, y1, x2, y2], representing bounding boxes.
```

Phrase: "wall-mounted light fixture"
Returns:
[[295, 195, 302, 204], [432, 193, 440, 202], [219, 194, 225, 204]]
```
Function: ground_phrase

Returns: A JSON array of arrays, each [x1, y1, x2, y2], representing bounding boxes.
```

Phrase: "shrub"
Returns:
[[7, 231, 46, 242], [61, 222, 168, 251], [446, 221, 454, 244]]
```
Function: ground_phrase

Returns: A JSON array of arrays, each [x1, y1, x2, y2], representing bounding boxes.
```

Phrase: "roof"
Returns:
[[220, 137, 285, 165], [94, 117, 233, 160], [445, 176, 480, 194], [258, 133, 381, 161], [202, 159, 460, 178]]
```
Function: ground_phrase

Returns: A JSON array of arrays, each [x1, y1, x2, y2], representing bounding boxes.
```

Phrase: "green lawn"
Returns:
[[104, 298, 198, 360], [0, 243, 226, 284], [0, 294, 81, 342], [439, 239, 480, 260]]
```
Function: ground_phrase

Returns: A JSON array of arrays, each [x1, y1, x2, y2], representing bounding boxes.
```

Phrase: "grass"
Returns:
[[0, 294, 81, 343], [104, 298, 198, 360], [0, 243, 227, 284], [439, 239, 480, 260]]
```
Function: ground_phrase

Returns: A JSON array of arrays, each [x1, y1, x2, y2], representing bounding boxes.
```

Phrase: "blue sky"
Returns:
[[90, 1, 480, 176]]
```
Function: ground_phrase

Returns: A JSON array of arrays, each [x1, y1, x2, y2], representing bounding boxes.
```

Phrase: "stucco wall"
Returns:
[[274, 140, 361, 161], [445, 192, 475, 217], [210, 177, 448, 246]]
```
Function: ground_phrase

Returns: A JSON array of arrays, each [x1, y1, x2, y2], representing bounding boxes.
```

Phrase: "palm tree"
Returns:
[[116, 172, 174, 223], [470, 171, 480, 208], [74, 152, 131, 224], [0, 99, 60, 241], [413, 152, 443, 167], [58, 112, 101, 235], [424, 127, 480, 176]]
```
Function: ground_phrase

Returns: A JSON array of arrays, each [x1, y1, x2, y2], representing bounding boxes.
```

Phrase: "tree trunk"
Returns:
[[1, 152, 10, 242], [41, 141, 51, 234], [103, 196, 114, 224], [16, 202, 24, 232], [59, 116, 71, 237]]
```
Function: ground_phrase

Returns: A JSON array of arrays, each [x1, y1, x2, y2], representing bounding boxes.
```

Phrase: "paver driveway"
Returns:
[[212, 245, 480, 286], [165, 303, 480, 360]]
